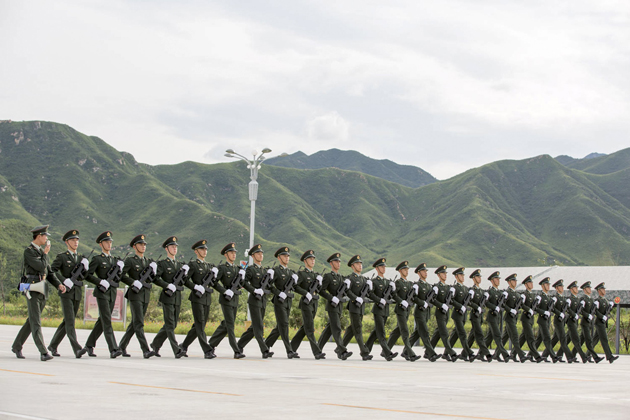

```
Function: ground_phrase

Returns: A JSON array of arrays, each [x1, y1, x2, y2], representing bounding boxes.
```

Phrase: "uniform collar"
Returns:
[[31, 242, 41, 251], [254, 263, 262, 268]]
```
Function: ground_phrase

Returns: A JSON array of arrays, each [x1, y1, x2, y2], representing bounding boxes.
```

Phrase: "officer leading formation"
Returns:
[[12, 225, 620, 364]]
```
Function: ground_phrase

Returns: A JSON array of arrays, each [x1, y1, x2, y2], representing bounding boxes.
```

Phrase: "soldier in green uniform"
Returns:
[[500, 274, 531, 363], [544, 279, 576, 363], [290, 250, 326, 359], [83, 231, 124, 358], [403, 263, 439, 361], [533, 277, 558, 363], [484, 271, 510, 362], [208, 242, 246, 359], [518, 276, 543, 362], [150, 236, 187, 358], [578, 281, 603, 363], [388, 261, 420, 361], [118, 234, 157, 359], [429, 265, 459, 361], [465, 269, 492, 362], [237, 244, 274, 358], [365, 258, 398, 361], [564, 281, 589, 363], [341, 255, 373, 360], [181, 240, 217, 359], [447, 267, 475, 361], [265, 247, 300, 359], [318, 253, 352, 360], [48, 230, 89, 358], [592, 283, 619, 363], [12, 225, 66, 361]]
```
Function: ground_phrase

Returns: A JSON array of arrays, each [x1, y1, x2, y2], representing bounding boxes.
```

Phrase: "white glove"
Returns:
[[166, 284, 176, 292], [544, 311, 550, 318], [469, 290, 475, 298], [528, 309, 534, 317], [609, 301, 614, 307], [267, 269, 274, 279], [149, 262, 158, 274], [402, 300, 409, 309], [484, 292, 489, 299], [344, 279, 351, 287], [380, 298, 386, 306], [116, 260, 125, 269], [520, 294, 526, 303], [413, 284, 419, 293], [63, 278, 74, 289], [332, 296, 340, 305], [580, 300, 585, 307], [450, 287, 456, 295], [433, 286, 439, 294], [441, 303, 448, 312], [551, 296, 557, 303], [224, 289, 234, 298], [292, 274, 299, 283], [133, 280, 143, 290], [510, 308, 517, 315], [460, 306, 467, 313], [194, 284, 205, 294], [423, 301, 428, 309], [390, 281, 396, 291], [305, 292, 312, 302], [477, 307, 483, 314], [574, 314, 579, 321], [502, 291, 508, 298], [211, 267, 219, 276], [81, 258, 89, 271], [99, 280, 110, 290], [595, 301, 600, 308], [367, 280, 373, 290], [588, 314, 593, 321], [238, 269, 246, 279], [559, 312, 565, 319], [279, 292, 287, 300], [254, 288, 264, 296], [603, 315, 608, 322], [356, 297, 364, 305], [316, 275, 323, 285], [182, 264, 190, 274], [535, 295, 542, 303]]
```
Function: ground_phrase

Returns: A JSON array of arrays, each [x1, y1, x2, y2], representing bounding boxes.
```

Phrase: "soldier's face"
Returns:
[[278, 254, 289, 266], [100, 240, 112, 252], [399, 268, 409, 278], [34, 234, 48, 246], [304, 256, 315, 269], [508, 279, 517, 289], [438, 272, 447, 282], [472, 275, 481, 286], [418, 270, 428, 280], [541, 283, 550, 293], [570, 286, 578, 295], [196, 248, 207, 260], [491, 277, 500, 287], [524, 282, 533, 291], [135, 243, 146, 255], [225, 250, 237, 263], [556, 286, 564, 294], [330, 260, 340, 271], [352, 262, 362, 273], [455, 273, 464, 283], [166, 244, 178, 257], [253, 251, 263, 264], [66, 238, 79, 251], [584, 287, 591, 295], [598, 288, 606, 297], [376, 266, 386, 276]]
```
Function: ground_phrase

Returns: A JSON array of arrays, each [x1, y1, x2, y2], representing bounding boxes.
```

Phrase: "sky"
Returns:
[[1, 0, 629, 179]]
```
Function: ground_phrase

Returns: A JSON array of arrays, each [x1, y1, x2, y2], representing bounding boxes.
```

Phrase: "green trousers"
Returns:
[[238, 303, 269, 354], [182, 302, 212, 354], [407, 309, 436, 357], [565, 319, 587, 361], [49, 297, 82, 353], [387, 311, 415, 357], [265, 302, 293, 354], [291, 303, 321, 355], [579, 319, 598, 358], [594, 319, 614, 359], [318, 309, 347, 354], [342, 312, 370, 357], [448, 312, 473, 357], [366, 313, 393, 356], [502, 314, 525, 358], [13, 293, 48, 354], [485, 313, 509, 359], [520, 316, 540, 359], [85, 294, 119, 352], [430, 309, 456, 356], [534, 318, 557, 358], [548, 319, 572, 359], [468, 314, 490, 357], [151, 303, 181, 355], [119, 300, 150, 353], [209, 304, 240, 353]]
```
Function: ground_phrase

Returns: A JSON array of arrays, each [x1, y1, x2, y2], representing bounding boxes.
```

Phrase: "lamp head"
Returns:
[[262, 148, 272, 154], [225, 149, 235, 154]]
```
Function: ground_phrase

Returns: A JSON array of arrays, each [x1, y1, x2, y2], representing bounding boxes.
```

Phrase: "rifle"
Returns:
[[508, 292, 526, 318], [98, 252, 129, 293], [424, 286, 437, 308], [457, 288, 475, 315], [573, 298, 585, 322], [439, 285, 456, 314], [131, 255, 160, 293], [475, 290, 490, 316], [401, 283, 415, 310], [278, 270, 298, 303], [377, 279, 397, 309], [491, 290, 509, 316], [224, 265, 247, 301], [68, 250, 93, 287], [602, 300, 614, 324], [526, 294, 542, 319], [164, 263, 190, 297], [195, 264, 219, 298], [302, 271, 324, 304], [330, 277, 351, 308], [255, 264, 275, 300]]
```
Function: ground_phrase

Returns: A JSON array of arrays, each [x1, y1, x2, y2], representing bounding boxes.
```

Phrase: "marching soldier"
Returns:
[[578, 281, 603, 363], [448, 267, 475, 362], [429, 265, 459, 361], [118, 234, 156, 358], [465, 269, 492, 362], [388, 261, 420, 361], [12, 225, 66, 361], [592, 283, 619, 363], [208, 242, 246, 359], [150, 236, 187, 358], [501, 274, 531, 363], [318, 253, 352, 360], [181, 240, 216, 359], [545, 280, 576, 363], [403, 263, 439, 361], [484, 271, 510, 362], [565, 281, 589, 363], [341, 255, 373, 360], [83, 231, 124, 358], [48, 230, 89, 358], [365, 258, 398, 361], [518, 276, 543, 362], [265, 247, 300, 358], [237, 244, 274, 358], [290, 250, 326, 359], [533, 277, 558, 363]]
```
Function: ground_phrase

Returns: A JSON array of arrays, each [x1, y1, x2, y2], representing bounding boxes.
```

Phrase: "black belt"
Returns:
[[25, 275, 43, 284]]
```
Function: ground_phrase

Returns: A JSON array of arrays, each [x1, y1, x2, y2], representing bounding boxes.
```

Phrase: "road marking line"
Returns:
[[109, 381, 242, 396], [476, 374, 600, 382], [0, 368, 54, 377], [0, 411, 54, 420], [322, 403, 511, 419]]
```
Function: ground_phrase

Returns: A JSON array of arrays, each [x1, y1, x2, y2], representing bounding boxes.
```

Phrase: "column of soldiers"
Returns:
[[11, 225, 620, 364]]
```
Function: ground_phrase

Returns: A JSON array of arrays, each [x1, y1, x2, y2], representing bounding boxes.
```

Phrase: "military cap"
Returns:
[[327, 253, 341, 263], [567, 281, 578, 289], [372, 258, 386, 268], [452, 267, 465, 276], [300, 249, 315, 261], [191, 239, 208, 250], [552, 279, 564, 288], [162, 236, 178, 248], [538, 277, 550, 286], [129, 234, 147, 247], [595, 282, 606, 290], [435, 265, 447, 274], [396, 261, 409, 271], [488, 271, 500, 280], [414, 263, 428, 273], [248, 244, 263, 256], [96, 231, 113, 243], [274, 247, 290, 258], [521, 275, 533, 285], [347, 254, 362, 267], [580, 281, 591, 290], [221, 242, 237, 255], [469, 269, 481, 279], [62, 230, 80, 241], [31, 225, 50, 236], [505, 273, 517, 282]]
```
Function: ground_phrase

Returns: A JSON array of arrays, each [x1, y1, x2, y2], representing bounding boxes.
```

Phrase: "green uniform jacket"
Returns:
[[212, 262, 242, 308], [412, 280, 434, 316], [121, 254, 153, 303], [345, 273, 366, 315], [320, 271, 346, 313], [242, 264, 266, 309], [567, 294, 584, 323], [450, 282, 469, 318], [550, 293, 566, 323], [86, 253, 120, 300], [485, 287, 504, 317], [504, 288, 523, 319], [581, 294, 595, 322], [521, 289, 537, 321], [269, 265, 294, 309], [369, 276, 392, 317], [595, 296, 612, 325], [469, 285, 486, 319], [23, 244, 60, 287], [184, 258, 214, 306], [434, 282, 454, 310], [294, 269, 320, 311], [51, 250, 85, 300], [535, 292, 553, 321], [393, 279, 412, 315], [153, 258, 184, 306]]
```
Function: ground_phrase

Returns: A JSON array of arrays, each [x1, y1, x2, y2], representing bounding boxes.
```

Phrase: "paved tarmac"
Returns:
[[0, 324, 628, 420]]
